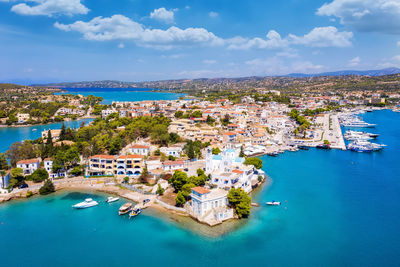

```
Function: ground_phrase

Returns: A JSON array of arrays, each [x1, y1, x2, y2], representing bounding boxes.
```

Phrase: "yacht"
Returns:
[[344, 130, 378, 141], [72, 198, 99, 209], [347, 140, 385, 152], [119, 203, 133, 215], [106, 196, 119, 203], [266, 201, 281, 206]]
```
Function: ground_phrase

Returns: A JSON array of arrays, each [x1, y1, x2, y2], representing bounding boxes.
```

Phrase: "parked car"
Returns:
[[143, 199, 150, 204], [18, 183, 29, 189]]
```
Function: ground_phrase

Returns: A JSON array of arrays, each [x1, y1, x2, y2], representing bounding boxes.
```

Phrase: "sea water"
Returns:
[[0, 110, 399, 266]]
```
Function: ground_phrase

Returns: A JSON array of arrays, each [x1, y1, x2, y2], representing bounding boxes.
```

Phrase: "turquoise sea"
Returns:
[[0, 110, 399, 266], [57, 88, 186, 104], [0, 119, 93, 153]]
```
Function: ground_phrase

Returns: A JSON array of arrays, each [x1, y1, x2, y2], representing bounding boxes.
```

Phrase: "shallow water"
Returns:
[[0, 110, 399, 266]]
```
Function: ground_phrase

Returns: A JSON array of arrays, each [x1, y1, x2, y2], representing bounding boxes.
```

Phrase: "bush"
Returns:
[[31, 169, 49, 183], [26, 191, 33, 198], [39, 179, 55, 195]]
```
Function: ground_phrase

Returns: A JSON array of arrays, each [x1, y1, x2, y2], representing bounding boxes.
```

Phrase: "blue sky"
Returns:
[[0, 0, 400, 84]]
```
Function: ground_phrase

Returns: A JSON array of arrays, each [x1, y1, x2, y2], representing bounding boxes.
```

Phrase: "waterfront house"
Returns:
[[86, 155, 116, 176], [16, 158, 40, 175], [16, 113, 30, 123], [44, 158, 67, 179], [115, 155, 144, 177], [186, 187, 234, 225]]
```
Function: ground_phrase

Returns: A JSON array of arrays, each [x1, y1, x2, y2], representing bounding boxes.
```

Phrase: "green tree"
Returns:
[[59, 123, 67, 141], [244, 157, 263, 169], [196, 168, 205, 176], [181, 183, 196, 199], [39, 179, 55, 195], [170, 170, 188, 192], [227, 188, 251, 218], [239, 145, 245, 158], [156, 184, 164, 196], [139, 165, 149, 183], [212, 147, 221, 155], [175, 191, 186, 207], [174, 111, 184, 118], [0, 153, 9, 170], [186, 143, 195, 159], [30, 168, 49, 183]]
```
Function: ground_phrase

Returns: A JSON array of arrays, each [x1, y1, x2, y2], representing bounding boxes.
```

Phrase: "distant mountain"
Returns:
[[286, 67, 400, 78]]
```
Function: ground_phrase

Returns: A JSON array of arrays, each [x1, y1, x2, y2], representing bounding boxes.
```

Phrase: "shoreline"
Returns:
[[0, 117, 96, 129], [0, 175, 272, 237]]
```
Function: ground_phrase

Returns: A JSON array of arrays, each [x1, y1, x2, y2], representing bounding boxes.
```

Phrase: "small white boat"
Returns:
[[72, 198, 98, 209], [266, 201, 281, 206], [32, 128, 37, 132], [106, 196, 119, 203]]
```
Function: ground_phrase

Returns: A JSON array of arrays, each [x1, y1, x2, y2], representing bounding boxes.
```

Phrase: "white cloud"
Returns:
[[118, 43, 124, 49], [55, 14, 353, 50], [150, 7, 175, 24], [317, 0, 400, 34], [229, 27, 352, 50], [55, 15, 224, 49], [397, 41, 400, 47], [348, 56, 361, 67], [209, 11, 218, 18], [228, 30, 288, 50], [289, 26, 353, 47], [203, 59, 217, 64], [11, 0, 89, 16]]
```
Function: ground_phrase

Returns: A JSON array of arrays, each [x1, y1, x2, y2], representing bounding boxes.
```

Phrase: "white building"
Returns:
[[101, 109, 116, 119], [206, 148, 263, 193], [162, 160, 184, 171], [160, 146, 183, 157], [16, 158, 40, 175], [0, 171, 10, 193], [128, 144, 150, 156], [44, 158, 66, 179], [17, 113, 30, 123], [186, 187, 234, 225]]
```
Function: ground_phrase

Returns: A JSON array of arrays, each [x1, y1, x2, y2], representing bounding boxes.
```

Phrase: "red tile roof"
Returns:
[[192, 187, 210, 195], [17, 158, 39, 165]]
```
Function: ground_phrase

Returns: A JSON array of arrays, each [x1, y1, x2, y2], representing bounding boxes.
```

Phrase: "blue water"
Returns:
[[57, 88, 186, 104], [0, 110, 399, 266], [0, 119, 93, 153]]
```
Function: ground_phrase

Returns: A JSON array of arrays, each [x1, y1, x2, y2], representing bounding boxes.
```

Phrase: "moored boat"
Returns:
[[72, 198, 98, 209], [267, 152, 279, 157], [119, 203, 133, 215], [106, 196, 119, 203], [298, 145, 309, 150], [129, 208, 142, 218], [316, 144, 330, 149], [266, 201, 281, 206]]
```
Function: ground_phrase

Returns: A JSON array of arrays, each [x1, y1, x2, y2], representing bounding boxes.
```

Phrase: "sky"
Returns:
[[0, 0, 400, 84]]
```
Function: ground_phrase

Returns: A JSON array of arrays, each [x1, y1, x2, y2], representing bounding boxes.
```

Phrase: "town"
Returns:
[[0, 83, 399, 226]]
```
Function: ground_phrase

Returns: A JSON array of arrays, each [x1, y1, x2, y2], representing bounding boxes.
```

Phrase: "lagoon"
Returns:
[[0, 119, 93, 153], [0, 110, 399, 266]]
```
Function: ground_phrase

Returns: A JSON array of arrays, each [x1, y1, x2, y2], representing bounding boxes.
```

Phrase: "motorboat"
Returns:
[[129, 208, 142, 218], [106, 196, 119, 203], [119, 203, 133, 215], [347, 140, 385, 152], [266, 201, 281, 206], [267, 152, 279, 157], [316, 144, 330, 149], [72, 198, 98, 209], [298, 145, 309, 150]]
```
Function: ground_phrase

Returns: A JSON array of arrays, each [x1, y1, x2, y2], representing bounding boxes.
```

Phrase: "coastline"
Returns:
[[0, 116, 97, 128], [0, 174, 273, 237]]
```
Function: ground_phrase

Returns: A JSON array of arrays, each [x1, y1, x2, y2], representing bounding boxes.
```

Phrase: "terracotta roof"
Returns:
[[117, 155, 144, 159], [232, 169, 244, 174], [17, 158, 39, 165], [192, 187, 210, 195], [224, 131, 237, 136], [162, 160, 184, 166]]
